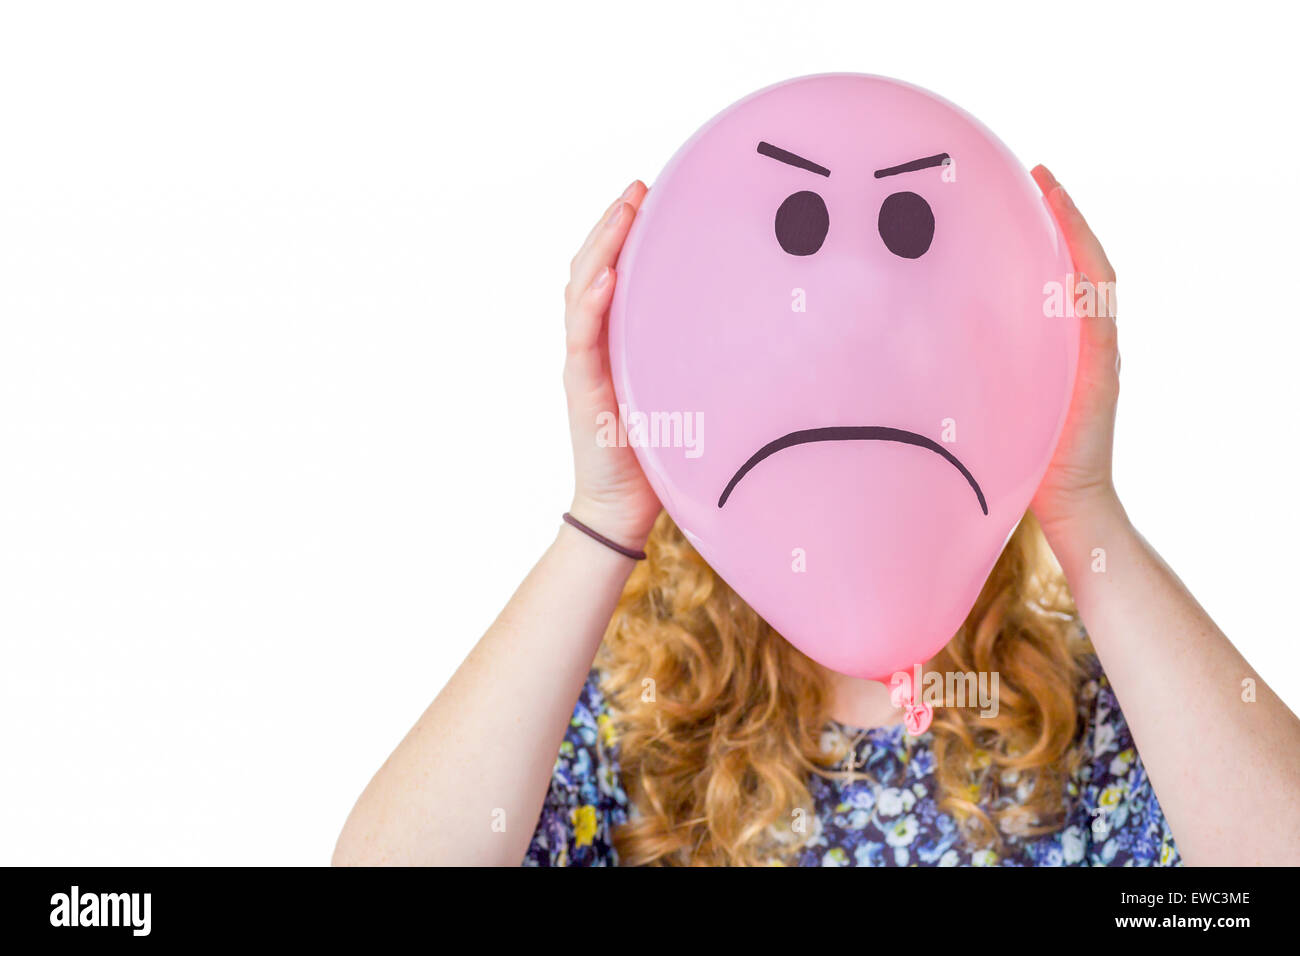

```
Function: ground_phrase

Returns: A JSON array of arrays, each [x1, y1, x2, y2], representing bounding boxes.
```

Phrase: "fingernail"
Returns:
[[591, 267, 610, 290], [621, 180, 639, 200], [606, 203, 625, 227]]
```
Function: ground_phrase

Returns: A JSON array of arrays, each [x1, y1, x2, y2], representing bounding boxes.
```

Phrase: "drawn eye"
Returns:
[[774, 190, 829, 256], [878, 191, 935, 259]]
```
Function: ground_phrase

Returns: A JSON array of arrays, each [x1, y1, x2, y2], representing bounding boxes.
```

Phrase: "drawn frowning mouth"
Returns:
[[717, 425, 987, 514]]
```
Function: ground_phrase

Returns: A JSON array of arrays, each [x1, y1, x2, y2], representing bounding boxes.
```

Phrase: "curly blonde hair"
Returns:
[[595, 509, 1092, 866]]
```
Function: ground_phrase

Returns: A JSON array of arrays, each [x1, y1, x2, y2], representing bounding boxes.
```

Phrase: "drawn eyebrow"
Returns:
[[757, 141, 831, 177], [874, 152, 951, 178]]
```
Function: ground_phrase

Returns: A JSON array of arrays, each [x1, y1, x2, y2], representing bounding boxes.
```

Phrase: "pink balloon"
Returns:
[[609, 74, 1078, 680]]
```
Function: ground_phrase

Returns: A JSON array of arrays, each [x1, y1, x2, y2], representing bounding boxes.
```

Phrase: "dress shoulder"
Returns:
[[1069, 655, 1181, 866], [521, 670, 629, 866]]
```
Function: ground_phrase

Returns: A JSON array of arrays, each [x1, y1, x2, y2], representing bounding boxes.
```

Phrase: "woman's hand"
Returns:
[[1027, 168, 1300, 866], [334, 183, 666, 865], [563, 181, 662, 549], [1029, 165, 1125, 542]]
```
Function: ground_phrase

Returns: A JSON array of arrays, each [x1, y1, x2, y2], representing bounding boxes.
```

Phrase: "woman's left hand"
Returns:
[[1029, 165, 1125, 542]]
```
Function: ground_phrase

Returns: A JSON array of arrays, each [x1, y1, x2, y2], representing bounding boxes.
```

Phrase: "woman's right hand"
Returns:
[[563, 181, 661, 549], [335, 181, 664, 867]]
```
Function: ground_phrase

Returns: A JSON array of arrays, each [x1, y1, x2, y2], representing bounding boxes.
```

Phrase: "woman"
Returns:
[[332, 168, 1300, 866]]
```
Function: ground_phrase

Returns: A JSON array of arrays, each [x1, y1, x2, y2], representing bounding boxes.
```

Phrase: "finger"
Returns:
[[563, 265, 616, 391], [1032, 170, 1120, 411], [567, 195, 639, 305], [1030, 163, 1059, 195], [1031, 167, 1115, 288], [569, 180, 646, 278], [1076, 268, 1120, 396], [578, 181, 643, 254], [1047, 188, 1115, 289], [1074, 322, 1121, 415]]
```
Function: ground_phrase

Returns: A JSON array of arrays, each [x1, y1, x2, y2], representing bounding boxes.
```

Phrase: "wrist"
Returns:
[[566, 496, 654, 554], [1037, 486, 1133, 567]]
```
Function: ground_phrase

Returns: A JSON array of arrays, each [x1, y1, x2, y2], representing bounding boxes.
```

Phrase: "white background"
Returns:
[[2, 1, 1297, 865]]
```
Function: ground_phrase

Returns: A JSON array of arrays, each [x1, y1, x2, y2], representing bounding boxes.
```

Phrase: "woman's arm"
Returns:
[[332, 181, 660, 865], [1031, 167, 1300, 866], [1047, 493, 1300, 866], [331, 525, 639, 866]]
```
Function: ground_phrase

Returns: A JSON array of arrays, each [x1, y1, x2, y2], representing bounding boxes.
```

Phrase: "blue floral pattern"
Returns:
[[523, 657, 1180, 867]]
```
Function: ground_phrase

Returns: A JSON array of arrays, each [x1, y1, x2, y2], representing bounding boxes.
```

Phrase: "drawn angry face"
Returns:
[[609, 74, 1077, 679]]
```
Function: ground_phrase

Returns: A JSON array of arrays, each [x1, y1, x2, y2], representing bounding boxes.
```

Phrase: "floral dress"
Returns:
[[522, 657, 1180, 867]]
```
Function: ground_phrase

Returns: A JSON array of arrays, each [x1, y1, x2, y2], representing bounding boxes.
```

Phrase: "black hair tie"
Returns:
[[562, 513, 647, 561]]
